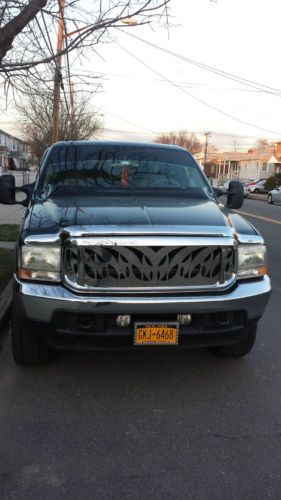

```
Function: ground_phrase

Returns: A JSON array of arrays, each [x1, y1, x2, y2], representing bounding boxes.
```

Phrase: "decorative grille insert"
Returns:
[[64, 245, 235, 291]]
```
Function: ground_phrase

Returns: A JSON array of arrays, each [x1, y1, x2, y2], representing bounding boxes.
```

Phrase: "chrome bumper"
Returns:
[[14, 275, 271, 323]]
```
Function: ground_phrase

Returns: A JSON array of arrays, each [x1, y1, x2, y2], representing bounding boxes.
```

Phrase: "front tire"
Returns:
[[268, 194, 273, 204], [254, 188, 260, 194], [210, 324, 257, 358], [11, 313, 50, 365]]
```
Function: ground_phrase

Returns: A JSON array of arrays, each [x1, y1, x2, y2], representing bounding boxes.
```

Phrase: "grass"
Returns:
[[0, 224, 19, 242], [0, 248, 14, 294]]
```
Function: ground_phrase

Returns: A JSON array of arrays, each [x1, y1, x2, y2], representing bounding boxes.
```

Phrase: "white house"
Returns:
[[0, 129, 29, 170], [213, 143, 281, 183]]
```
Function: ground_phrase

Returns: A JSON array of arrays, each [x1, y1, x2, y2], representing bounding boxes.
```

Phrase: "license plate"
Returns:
[[134, 322, 179, 346]]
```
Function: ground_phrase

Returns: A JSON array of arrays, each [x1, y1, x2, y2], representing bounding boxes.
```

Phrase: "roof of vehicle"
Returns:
[[51, 140, 189, 153]]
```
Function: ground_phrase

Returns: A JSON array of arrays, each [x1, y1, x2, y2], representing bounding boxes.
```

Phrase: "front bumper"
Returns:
[[14, 275, 271, 321], [13, 276, 271, 350]]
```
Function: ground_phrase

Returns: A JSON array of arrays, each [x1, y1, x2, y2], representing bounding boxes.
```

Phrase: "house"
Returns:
[[268, 141, 281, 174], [221, 144, 280, 182], [194, 152, 224, 177], [196, 142, 281, 183], [0, 129, 29, 170]]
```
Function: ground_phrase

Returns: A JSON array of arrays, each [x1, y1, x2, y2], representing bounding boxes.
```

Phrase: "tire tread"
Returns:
[[11, 313, 49, 365], [210, 324, 257, 358]]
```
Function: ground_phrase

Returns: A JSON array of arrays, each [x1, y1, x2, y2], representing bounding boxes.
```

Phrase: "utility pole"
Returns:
[[51, 0, 65, 144], [70, 81, 75, 117], [204, 132, 210, 171]]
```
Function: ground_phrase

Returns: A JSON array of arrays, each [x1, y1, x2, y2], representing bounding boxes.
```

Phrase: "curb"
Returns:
[[0, 278, 13, 332], [247, 194, 267, 202]]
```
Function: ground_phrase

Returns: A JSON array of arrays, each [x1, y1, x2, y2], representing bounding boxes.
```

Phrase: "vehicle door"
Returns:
[[275, 186, 281, 202]]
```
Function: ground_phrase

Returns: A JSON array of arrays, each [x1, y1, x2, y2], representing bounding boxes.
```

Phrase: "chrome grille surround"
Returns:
[[63, 236, 237, 293]]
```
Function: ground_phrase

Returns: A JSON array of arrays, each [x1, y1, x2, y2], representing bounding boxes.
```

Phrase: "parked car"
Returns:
[[245, 179, 267, 195], [244, 178, 266, 187], [0, 141, 271, 365], [267, 186, 281, 204], [219, 181, 249, 198], [217, 180, 230, 193], [243, 183, 250, 197]]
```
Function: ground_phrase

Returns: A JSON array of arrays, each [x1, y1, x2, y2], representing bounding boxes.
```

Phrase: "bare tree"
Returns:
[[17, 90, 103, 159], [154, 130, 202, 154], [0, 0, 170, 92], [255, 138, 269, 149], [206, 143, 218, 158]]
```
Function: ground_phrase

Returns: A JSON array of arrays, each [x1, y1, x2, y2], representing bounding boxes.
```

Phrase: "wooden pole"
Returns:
[[51, 0, 65, 144], [70, 81, 74, 117], [204, 132, 210, 172]]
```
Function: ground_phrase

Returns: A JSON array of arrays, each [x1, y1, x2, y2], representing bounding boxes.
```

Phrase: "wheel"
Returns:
[[254, 188, 260, 193], [268, 194, 273, 204], [11, 312, 50, 365], [210, 324, 257, 358]]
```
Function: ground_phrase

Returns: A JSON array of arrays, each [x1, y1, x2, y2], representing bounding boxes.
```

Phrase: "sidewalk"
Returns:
[[0, 241, 15, 249], [0, 204, 25, 225]]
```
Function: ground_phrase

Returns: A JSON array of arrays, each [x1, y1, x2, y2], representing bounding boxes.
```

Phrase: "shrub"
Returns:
[[265, 174, 281, 191], [265, 176, 277, 190], [276, 173, 281, 186]]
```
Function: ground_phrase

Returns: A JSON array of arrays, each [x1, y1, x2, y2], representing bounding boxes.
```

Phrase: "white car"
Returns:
[[268, 186, 281, 204], [218, 181, 249, 198], [245, 179, 267, 195]]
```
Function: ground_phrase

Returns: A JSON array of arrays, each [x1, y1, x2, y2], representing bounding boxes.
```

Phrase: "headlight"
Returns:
[[237, 245, 267, 279], [18, 246, 61, 282]]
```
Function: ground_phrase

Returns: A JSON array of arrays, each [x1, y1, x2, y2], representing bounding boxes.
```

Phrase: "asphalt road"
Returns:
[[0, 198, 281, 500]]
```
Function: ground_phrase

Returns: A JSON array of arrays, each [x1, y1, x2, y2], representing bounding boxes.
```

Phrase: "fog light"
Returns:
[[79, 315, 94, 330], [116, 315, 131, 327], [177, 314, 192, 325]]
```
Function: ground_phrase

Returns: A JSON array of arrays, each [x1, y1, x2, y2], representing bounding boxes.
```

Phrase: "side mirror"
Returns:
[[0, 175, 34, 207], [213, 187, 225, 197], [226, 181, 244, 209], [21, 182, 35, 207], [0, 174, 16, 204]]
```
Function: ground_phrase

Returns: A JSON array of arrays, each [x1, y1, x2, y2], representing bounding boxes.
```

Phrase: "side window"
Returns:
[[185, 166, 204, 187]]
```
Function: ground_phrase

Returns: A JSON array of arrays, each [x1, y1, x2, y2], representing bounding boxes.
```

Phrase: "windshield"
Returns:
[[37, 144, 212, 198]]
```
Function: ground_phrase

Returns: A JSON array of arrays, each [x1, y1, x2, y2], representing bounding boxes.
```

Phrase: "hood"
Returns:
[[27, 195, 230, 232], [23, 195, 260, 242]]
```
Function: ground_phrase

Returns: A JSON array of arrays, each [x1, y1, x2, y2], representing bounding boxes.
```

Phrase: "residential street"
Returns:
[[0, 198, 280, 500]]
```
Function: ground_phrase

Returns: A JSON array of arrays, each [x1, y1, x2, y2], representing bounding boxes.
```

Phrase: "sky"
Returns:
[[2, 0, 281, 151]]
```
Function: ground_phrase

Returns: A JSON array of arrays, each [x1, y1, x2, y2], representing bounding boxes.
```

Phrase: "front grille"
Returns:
[[64, 244, 235, 292]]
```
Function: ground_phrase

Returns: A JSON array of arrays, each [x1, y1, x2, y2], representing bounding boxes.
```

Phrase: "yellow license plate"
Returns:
[[134, 322, 179, 346]]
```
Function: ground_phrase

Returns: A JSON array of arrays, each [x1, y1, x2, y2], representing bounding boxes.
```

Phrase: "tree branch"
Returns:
[[0, 0, 47, 62]]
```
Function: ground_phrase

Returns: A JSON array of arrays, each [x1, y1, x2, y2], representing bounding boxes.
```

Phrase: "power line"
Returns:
[[103, 128, 153, 135], [72, 67, 276, 94], [102, 110, 157, 134], [120, 29, 281, 97], [115, 41, 281, 137], [66, 110, 281, 140]]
